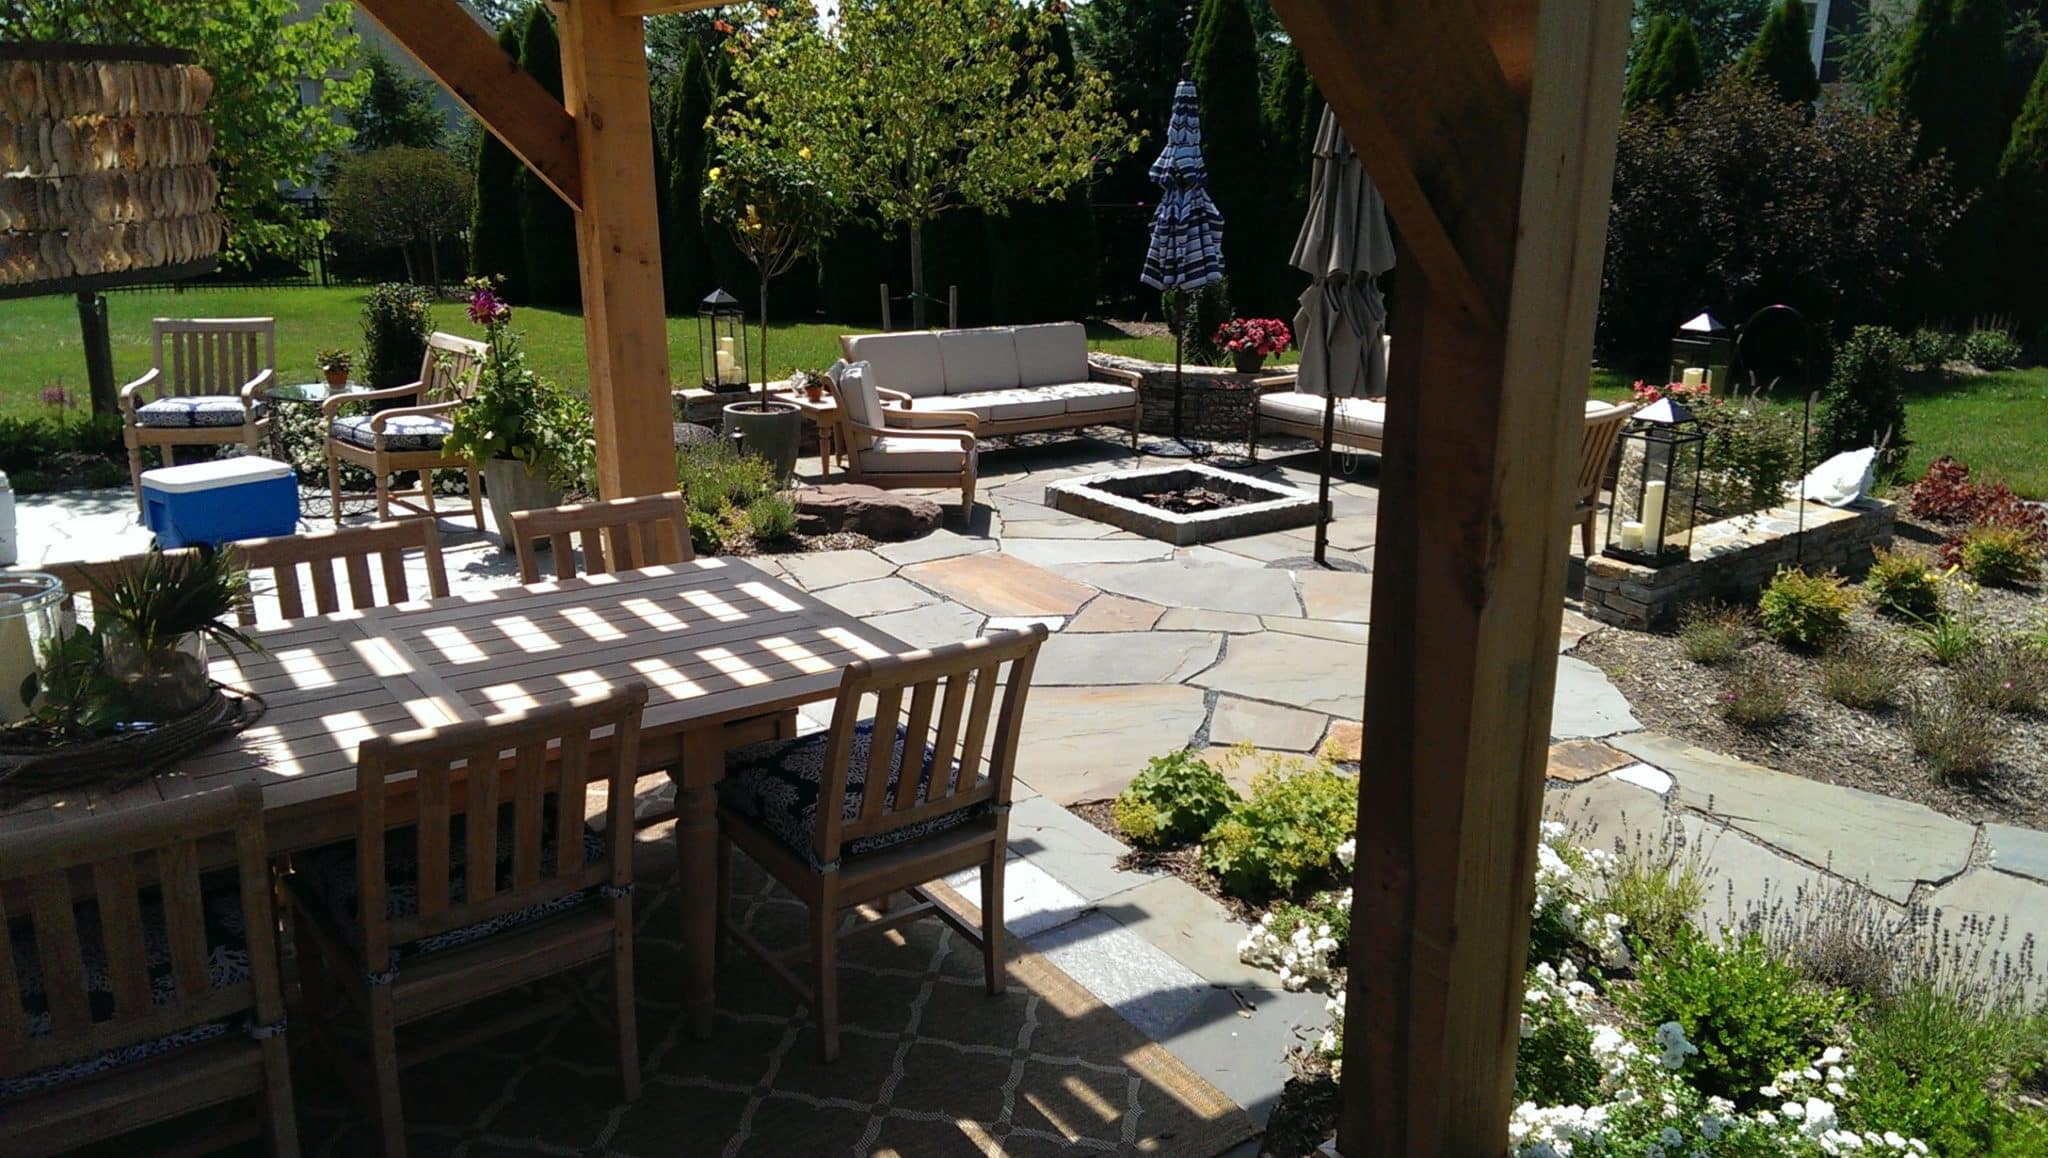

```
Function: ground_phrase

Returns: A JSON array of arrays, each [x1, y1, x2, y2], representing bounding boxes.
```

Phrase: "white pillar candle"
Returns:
[[1618, 521, 1644, 552], [1640, 480, 1667, 552], [1681, 367, 1704, 388]]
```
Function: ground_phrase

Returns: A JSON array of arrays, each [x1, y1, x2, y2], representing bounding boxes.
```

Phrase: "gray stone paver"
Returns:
[[1924, 870, 2048, 999], [1032, 630, 1222, 686], [1261, 616, 1372, 645], [1986, 823, 2048, 885], [1208, 696, 1328, 752], [1000, 538, 1175, 568], [1551, 655, 1643, 739], [858, 600, 986, 650], [1192, 632, 1368, 718], [1069, 559, 1303, 617], [1015, 684, 1211, 803], [1157, 608, 1266, 634], [1295, 568, 1373, 622], [870, 528, 997, 566], [777, 547, 896, 591], [1066, 594, 1166, 633], [812, 575, 936, 618]]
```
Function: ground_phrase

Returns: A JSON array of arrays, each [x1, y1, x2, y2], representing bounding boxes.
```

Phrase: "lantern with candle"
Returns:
[[1669, 311, 1733, 393], [697, 289, 748, 392], [1603, 397, 1704, 567]]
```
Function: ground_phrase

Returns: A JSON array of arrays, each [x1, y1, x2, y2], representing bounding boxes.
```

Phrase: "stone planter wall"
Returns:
[[1582, 498, 1895, 630], [1087, 354, 1286, 446]]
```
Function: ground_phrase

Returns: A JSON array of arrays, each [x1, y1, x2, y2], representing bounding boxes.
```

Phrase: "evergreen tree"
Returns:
[[1999, 54, 2048, 326], [349, 49, 446, 152], [654, 41, 715, 311], [987, 15, 1099, 322], [1626, 15, 1706, 111], [1191, 0, 1276, 319], [514, 4, 582, 307], [469, 18, 528, 299], [1886, 0, 2012, 192], [1625, 15, 1675, 109], [1738, 0, 1820, 105]]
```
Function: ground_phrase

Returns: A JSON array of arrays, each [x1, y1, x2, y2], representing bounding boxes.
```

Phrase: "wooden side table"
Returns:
[[771, 389, 848, 473]]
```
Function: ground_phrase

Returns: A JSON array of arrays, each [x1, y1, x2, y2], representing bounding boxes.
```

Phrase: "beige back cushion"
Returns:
[[843, 331, 947, 397], [937, 328, 1021, 394], [835, 361, 884, 450], [1013, 322, 1090, 388]]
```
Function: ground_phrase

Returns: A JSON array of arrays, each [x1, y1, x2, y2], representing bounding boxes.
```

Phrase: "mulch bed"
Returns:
[[1259, 1059, 1342, 1156], [1570, 529, 2048, 830], [1066, 799, 1278, 926], [720, 530, 873, 556]]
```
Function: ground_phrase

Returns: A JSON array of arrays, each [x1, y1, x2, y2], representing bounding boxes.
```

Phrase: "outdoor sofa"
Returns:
[[839, 323, 1143, 450]]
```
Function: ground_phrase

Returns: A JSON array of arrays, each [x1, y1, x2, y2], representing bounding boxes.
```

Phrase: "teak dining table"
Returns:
[[0, 558, 908, 1038]]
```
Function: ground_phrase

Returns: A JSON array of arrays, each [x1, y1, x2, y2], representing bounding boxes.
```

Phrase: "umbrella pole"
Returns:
[[1316, 392, 1335, 566], [1172, 294, 1186, 444]]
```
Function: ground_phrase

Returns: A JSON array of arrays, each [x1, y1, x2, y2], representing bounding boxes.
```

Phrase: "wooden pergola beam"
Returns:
[[610, 0, 729, 16], [1271, 0, 1632, 1151], [354, 0, 584, 211]]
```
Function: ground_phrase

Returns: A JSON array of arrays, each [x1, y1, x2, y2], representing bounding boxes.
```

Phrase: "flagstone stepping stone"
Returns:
[[1158, 608, 1265, 633], [1550, 656, 1641, 739], [1207, 530, 1315, 564], [818, 576, 937, 618], [1986, 823, 2048, 885], [1001, 538, 1174, 568], [860, 600, 985, 651], [873, 528, 997, 566], [1016, 685, 1211, 803], [1925, 870, 2048, 998], [1001, 517, 1123, 540], [1295, 569, 1372, 623], [1547, 739, 1633, 783], [1176, 545, 1269, 570], [1069, 559, 1303, 617], [1262, 616, 1371, 645], [1033, 631, 1222, 686], [1544, 775, 1668, 847], [1067, 594, 1166, 633], [1616, 732, 1974, 904], [778, 548, 896, 591], [1191, 632, 1368, 718], [901, 552, 1095, 617], [1676, 812, 1836, 937], [1559, 608, 1601, 651], [1208, 696, 1328, 752]]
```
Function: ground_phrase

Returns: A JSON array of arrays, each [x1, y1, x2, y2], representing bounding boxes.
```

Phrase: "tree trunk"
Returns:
[[759, 272, 772, 409], [909, 217, 926, 330], [399, 242, 417, 285], [428, 236, 443, 291]]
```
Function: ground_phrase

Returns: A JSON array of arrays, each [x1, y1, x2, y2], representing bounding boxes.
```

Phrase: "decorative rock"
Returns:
[[794, 484, 941, 541]]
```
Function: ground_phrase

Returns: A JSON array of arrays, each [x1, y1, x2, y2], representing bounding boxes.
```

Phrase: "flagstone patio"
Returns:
[[17, 432, 2048, 1151]]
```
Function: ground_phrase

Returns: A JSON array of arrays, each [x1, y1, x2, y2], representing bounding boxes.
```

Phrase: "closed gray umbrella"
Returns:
[[1291, 105, 1395, 564]]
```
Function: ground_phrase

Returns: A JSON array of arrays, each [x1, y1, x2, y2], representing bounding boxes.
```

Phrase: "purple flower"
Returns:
[[468, 286, 509, 326], [39, 383, 69, 409]]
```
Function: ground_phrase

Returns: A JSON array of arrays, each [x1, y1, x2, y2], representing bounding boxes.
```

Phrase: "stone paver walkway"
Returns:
[[18, 433, 2048, 1147]]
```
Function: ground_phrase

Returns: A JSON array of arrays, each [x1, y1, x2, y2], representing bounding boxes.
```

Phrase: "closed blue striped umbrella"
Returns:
[[1140, 80, 1225, 293]]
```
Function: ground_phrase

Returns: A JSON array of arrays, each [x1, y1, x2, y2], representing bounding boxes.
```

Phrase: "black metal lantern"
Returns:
[[1603, 397, 1705, 566], [697, 289, 748, 392], [1668, 311, 1733, 392]]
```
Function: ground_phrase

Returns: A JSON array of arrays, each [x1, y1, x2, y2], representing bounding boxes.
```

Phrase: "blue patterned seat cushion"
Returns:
[[291, 800, 608, 971], [134, 394, 254, 428], [330, 413, 452, 452], [3, 872, 254, 1102], [720, 721, 987, 870]]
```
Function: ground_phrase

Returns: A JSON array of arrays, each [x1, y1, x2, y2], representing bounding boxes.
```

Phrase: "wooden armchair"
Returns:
[[323, 332, 488, 529], [716, 626, 1048, 1061], [230, 520, 451, 626], [0, 782, 298, 1157], [826, 362, 980, 511], [510, 491, 692, 584], [121, 317, 275, 513], [285, 685, 648, 1158], [1576, 401, 1638, 555]]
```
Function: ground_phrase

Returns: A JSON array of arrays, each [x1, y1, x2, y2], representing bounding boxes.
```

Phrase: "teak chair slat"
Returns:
[[509, 491, 693, 584], [1576, 401, 1637, 555], [0, 782, 298, 1157], [28, 549, 200, 625], [717, 626, 1046, 1062], [232, 520, 450, 626], [287, 685, 648, 1158]]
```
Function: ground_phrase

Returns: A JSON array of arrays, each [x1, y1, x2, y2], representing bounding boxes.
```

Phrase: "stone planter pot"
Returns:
[[481, 457, 563, 542], [723, 401, 802, 482], [1232, 349, 1267, 374]]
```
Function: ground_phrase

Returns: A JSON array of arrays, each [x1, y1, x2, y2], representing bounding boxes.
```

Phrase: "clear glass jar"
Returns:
[[0, 572, 68, 724], [102, 622, 212, 721]]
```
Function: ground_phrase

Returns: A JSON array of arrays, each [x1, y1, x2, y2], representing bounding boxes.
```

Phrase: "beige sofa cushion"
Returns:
[[938, 328, 1021, 393], [1258, 391, 1388, 444], [905, 388, 1064, 424], [1030, 381, 1136, 414], [832, 360, 885, 449], [858, 436, 973, 475], [1013, 323, 1090, 388], [844, 331, 947, 398]]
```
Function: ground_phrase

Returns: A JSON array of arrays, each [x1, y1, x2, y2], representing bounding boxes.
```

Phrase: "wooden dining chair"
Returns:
[[509, 491, 692, 584], [715, 626, 1047, 1062], [32, 548, 199, 624], [120, 317, 276, 513], [0, 782, 298, 1157], [285, 684, 647, 1158], [231, 520, 450, 626], [1576, 401, 1638, 555], [322, 331, 489, 529]]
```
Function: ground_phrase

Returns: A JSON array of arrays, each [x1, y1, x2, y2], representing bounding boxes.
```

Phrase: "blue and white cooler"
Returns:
[[140, 457, 300, 548]]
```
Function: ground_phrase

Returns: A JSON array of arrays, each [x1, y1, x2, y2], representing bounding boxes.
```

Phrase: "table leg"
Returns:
[[670, 728, 724, 1039]]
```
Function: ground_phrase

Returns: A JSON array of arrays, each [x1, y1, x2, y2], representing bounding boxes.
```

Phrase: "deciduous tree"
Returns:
[[330, 147, 472, 288]]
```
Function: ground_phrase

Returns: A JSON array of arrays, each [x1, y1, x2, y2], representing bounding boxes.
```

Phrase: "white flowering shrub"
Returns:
[[1236, 887, 1350, 991]]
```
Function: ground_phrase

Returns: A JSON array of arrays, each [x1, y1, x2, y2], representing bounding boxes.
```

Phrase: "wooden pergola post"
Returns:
[[1271, 0, 1631, 1151]]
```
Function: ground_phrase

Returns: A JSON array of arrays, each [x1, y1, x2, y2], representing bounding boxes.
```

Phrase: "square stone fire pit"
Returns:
[[1043, 463, 1323, 546]]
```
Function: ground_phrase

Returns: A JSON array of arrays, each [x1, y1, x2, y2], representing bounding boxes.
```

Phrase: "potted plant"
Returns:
[[702, 138, 838, 482], [90, 548, 254, 722], [1215, 317, 1293, 374], [317, 346, 354, 389], [791, 367, 831, 404], [444, 279, 595, 541]]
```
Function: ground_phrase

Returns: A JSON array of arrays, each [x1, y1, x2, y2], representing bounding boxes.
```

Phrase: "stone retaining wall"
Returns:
[[1582, 499, 1895, 630], [1088, 354, 1287, 448]]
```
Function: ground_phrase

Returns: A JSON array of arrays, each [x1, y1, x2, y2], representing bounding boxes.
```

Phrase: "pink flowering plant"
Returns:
[[443, 277, 593, 489], [1214, 316, 1292, 357]]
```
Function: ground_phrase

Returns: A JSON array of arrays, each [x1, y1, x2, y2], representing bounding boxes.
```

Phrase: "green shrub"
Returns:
[[1956, 523, 2044, 588], [1961, 326, 2024, 371], [745, 492, 799, 541], [1600, 821, 1709, 955], [1846, 984, 2048, 1154], [1757, 566, 1855, 651], [1914, 609, 1987, 666], [1864, 548, 1943, 621], [1820, 325, 1909, 474], [1111, 750, 1239, 849], [1820, 638, 1905, 710], [1904, 326, 1964, 371], [1677, 601, 1750, 665], [359, 282, 432, 389], [1200, 758, 1357, 899], [686, 508, 726, 556], [1694, 391, 1805, 519], [1955, 638, 2048, 715], [1906, 689, 2008, 779], [1718, 659, 1796, 728], [1621, 927, 1858, 1105]]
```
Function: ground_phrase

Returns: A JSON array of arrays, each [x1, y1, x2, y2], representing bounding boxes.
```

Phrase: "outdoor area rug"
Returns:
[[288, 826, 1259, 1156]]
